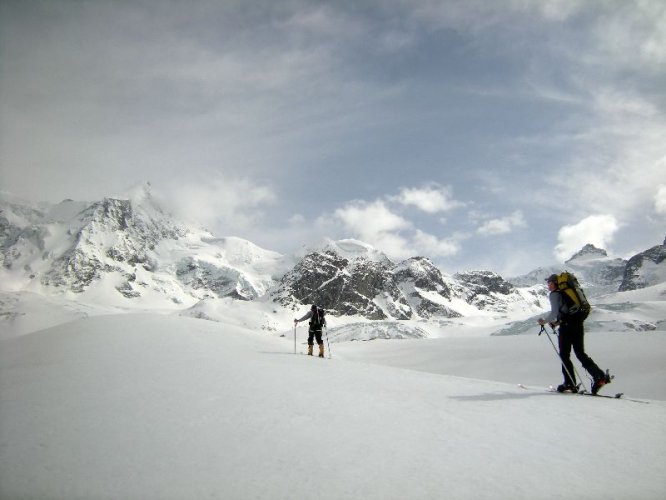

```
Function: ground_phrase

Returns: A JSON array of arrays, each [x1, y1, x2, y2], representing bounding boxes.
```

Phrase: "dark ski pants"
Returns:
[[308, 328, 323, 346], [558, 321, 604, 385]]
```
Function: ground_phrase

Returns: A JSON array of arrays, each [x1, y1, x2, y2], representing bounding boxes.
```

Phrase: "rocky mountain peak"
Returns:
[[454, 270, 514, 296], [392, 257, 461, 319], [451, 270, 527, 311], [273, 249, 396, 319], [393, 257, 453, 298], [566, 244, 608, 262], [41, 196, 188, 293]]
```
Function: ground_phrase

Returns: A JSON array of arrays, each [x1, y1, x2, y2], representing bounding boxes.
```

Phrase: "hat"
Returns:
[[545, 274, 558, 283]]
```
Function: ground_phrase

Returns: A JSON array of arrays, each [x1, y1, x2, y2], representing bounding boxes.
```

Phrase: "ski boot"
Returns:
[[592, 369, 612, 395], [556, 383, 578, 393]]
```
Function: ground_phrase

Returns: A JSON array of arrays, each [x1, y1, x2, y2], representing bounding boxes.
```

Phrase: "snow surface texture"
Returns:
[[1, 314, 665, 500]]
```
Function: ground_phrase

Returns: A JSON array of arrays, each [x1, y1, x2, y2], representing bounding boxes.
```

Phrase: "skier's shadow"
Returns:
[[449, 391, 551, 402], [258, 351, 302, 356]]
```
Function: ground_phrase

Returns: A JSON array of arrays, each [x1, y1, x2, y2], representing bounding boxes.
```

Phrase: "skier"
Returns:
[[294, 304, 326, 357], [538, 274, 611, 394]]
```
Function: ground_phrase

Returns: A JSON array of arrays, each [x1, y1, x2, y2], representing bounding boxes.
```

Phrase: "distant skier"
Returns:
[[294, 304, 326, 357], [538, 274, 610, 393]]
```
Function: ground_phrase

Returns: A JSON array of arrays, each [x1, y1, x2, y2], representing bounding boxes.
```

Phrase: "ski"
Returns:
[[517, 384, 649, 404], [547, 385, 623, 399]]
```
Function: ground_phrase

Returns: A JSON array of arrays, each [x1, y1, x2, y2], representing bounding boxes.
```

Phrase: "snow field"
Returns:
[[1, 313, 665, 500]]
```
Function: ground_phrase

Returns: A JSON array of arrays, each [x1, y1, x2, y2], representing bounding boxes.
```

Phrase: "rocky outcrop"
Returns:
[[619, 237, 666, 291], [453, 271, 520, 311], [273, 250, 402, 319], [393, 257, 460, 318], [41, 197, 186, 293]]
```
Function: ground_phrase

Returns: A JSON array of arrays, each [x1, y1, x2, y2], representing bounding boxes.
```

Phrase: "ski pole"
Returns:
[[324, 325, 331, 359], [293, 323, 297, 354], [539, 325, 581, 392]]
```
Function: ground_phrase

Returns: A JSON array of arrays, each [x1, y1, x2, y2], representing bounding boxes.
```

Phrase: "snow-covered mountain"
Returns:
[[272, 239, 543, 321], [496, 240, 666, 337], [508, 243, 628, 295], [272, 240, 402, 319], [2, 187, 665, 340], [0, 185, 290, 306], [1, 187, 545, 322]]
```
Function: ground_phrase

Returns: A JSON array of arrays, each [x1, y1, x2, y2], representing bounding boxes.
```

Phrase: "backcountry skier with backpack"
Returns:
[[294, 304, 326, 357], [538, 273, 611, 394]]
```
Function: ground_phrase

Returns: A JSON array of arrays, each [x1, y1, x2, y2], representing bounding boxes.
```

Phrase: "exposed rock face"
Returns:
[[273, 250, 401, 319], [619, 237, 666, 291], [41, 197, 187, 293], [0, 187, 281, 302], [453, 271, 518, 311], [176, 258, 260, 300], [272, 247, 536, 320], [567, 244, 608, 260], [393, 257, 460, 319]]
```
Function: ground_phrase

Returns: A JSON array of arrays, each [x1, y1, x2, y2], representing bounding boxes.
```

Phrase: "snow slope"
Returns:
[[1, 314, 665, 500]]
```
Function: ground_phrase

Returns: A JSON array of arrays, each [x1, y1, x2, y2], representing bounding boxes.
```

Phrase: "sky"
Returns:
[[1, 0, 665, 276]]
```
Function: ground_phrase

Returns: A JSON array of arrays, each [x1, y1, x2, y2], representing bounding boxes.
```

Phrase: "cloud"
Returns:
[[477, 211, 526, 236], [328, 200, 413, 260], [289, 213, 306, 225], [163, 178, 276, 233], [333, 200, 410, 239], [327, 198, 460, 261], [413, 230, 460, 258], [393, 184, 463, 214], [655, 185, 666, 216], [554, 215, 620, 261], [587, 0, 666, 67], [283, 4, 366, 41], [2, 0, 662, 275]]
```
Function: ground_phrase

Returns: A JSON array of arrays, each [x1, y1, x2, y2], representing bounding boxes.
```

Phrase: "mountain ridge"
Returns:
[[1, 189, 664, 323]]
